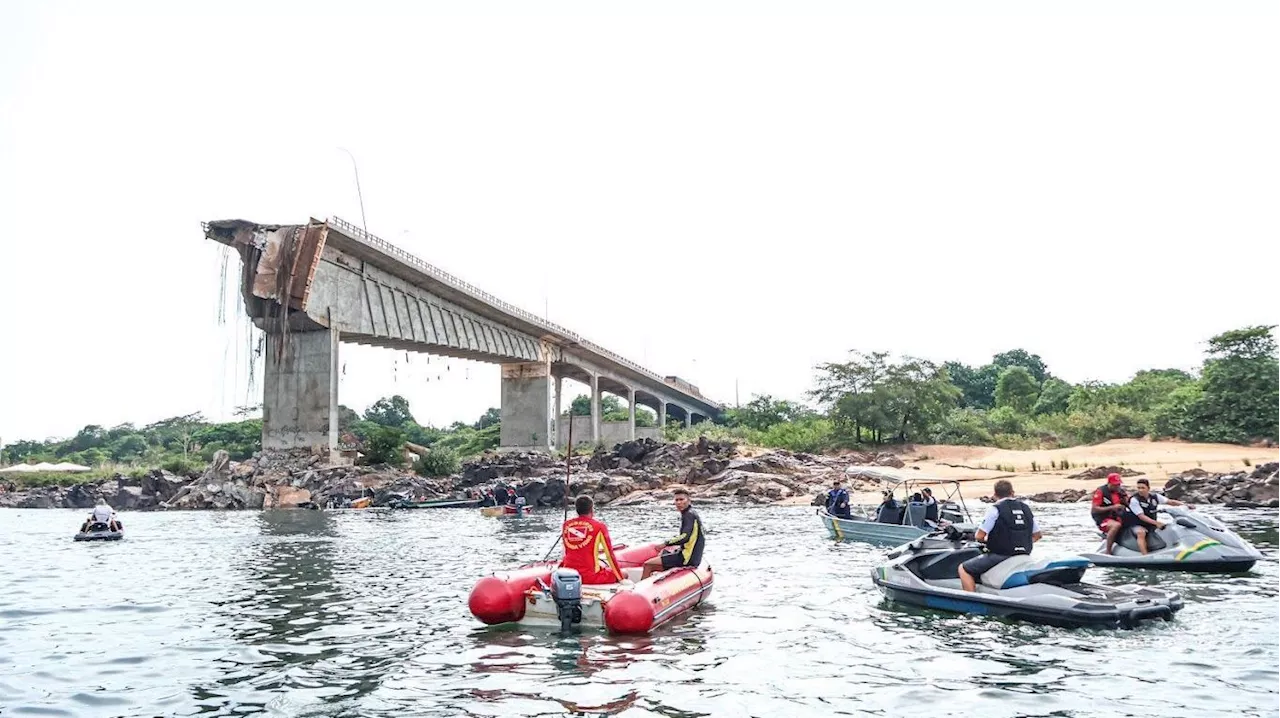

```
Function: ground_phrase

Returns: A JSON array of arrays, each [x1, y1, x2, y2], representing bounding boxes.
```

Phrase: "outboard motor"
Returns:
[[550, 568, 583, 633]]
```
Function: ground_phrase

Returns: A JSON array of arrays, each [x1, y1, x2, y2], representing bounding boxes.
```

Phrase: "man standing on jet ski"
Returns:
[[958, 479, 1041, 592], [1091, 473, 1129, 555], [825, 478, 852, 518], [1127, 478, 1192, 555]]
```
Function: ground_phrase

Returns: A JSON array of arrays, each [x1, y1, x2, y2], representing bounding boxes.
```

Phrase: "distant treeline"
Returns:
[[4, 325, 1275, 480]]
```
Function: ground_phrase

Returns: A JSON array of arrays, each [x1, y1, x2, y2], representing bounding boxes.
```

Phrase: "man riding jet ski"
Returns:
[[1080, 478, 1263, 572], [872, 481, 1183, 628]]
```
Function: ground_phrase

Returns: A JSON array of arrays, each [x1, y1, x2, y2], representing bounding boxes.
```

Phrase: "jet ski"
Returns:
[[1081, 506, 1263, 572], [74, 521, 124, 541], [871, 524, 1183, 628]]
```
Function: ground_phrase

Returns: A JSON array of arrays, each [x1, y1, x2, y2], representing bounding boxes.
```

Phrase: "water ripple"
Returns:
[[0, 505, 1274, 716]]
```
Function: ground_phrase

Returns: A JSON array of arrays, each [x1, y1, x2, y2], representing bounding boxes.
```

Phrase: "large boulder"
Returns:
[[1068, 465, 1142, 481]]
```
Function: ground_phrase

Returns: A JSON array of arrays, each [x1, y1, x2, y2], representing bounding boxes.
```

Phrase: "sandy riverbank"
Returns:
[[776, 438, 1279, 505]]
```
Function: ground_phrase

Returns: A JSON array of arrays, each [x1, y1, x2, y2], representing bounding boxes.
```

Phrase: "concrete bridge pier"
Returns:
[[262, 328, 340, 458], [499, 359, 554, 452]]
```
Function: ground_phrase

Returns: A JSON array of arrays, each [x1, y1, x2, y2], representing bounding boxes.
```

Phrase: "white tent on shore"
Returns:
[[0, 461, 92, 473]]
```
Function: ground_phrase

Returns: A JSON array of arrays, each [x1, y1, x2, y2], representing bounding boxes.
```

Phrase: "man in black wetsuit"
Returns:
[[642, 489, 705, 579]]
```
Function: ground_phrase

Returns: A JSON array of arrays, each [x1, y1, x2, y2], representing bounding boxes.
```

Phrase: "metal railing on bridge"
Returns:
[[326, 216, 711, 405]]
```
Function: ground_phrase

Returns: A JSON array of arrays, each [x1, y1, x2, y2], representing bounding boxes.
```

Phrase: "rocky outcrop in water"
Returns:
[[1067, 465, 1141, 481], [1025, 488, 1089, 503], [1162, 463, 1278, 508]]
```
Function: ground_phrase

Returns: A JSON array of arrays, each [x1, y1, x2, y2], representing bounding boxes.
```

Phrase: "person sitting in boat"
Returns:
[[642, 489, 705, 579], [825, 478, 852, 518], [875, 491, 900, 523], [493, 485, 510, 506], [1125, 478, 1192, 554], [80, 500, 121, 532], [958, 479, 1041, 592], [560, 495, 624, 585], [921, 488, 939, 522], [1091, 473, 1129, 555]]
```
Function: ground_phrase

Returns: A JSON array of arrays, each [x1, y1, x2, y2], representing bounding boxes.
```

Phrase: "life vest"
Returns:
[[1134, 494, 1160, 521], [560, 516, 623, 585], [826, 488, 850, 516], [1092, 485, 1127, 526], [986, 499, 1034, 556]]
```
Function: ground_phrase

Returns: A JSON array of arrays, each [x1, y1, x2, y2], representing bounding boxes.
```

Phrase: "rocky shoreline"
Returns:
[[0, 438, 905, 511], [1017, 462, 1278, 508], [3, 440, 1275, 512]]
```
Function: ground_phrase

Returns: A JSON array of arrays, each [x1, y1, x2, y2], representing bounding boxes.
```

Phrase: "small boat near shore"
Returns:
[[819, 476, 971, 545], [387, 497, 480, 509], [480, 505, 533, 518], [468, 541, 713, 634]]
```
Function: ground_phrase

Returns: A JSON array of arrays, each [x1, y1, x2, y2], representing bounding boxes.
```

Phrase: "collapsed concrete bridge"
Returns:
[[204, 216, 722, 457]]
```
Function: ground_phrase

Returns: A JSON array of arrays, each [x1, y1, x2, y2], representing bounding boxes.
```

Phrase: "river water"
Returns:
[[1, 503, 1276, 717]]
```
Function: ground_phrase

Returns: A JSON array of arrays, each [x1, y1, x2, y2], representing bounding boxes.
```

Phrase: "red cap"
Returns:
[[1107, 473, 1122, 485]]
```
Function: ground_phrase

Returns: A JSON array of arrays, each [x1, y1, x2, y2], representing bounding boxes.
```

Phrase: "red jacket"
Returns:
[[560, 515, 623, 585]]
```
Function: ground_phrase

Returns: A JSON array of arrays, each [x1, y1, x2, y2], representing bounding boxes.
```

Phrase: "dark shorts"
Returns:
[[960, 552, 1012, 578], [660, 551, 693, 570], [1122, 513, 1150, 530]]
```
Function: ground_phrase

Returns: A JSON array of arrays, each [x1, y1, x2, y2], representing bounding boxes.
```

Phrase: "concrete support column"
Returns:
[[684, 409, 692, 429], [590, 374, 601, 445], [658, 402, 667, 434], [262, 328, 339, 459], [554, 375, 563, 449], [627, 387, 636, 440], [499, 360, 553, 451]]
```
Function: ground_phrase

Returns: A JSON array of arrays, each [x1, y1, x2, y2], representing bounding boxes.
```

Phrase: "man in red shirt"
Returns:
[[1091, 473, 1128, 554], [560, 495, 624, 585]]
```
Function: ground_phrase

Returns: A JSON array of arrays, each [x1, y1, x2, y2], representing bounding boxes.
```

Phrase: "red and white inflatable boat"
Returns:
[[468, 541, 713, 634]]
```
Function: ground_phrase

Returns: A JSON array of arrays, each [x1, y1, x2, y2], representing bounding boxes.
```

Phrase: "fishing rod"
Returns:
[[542, 416, 572, 561]]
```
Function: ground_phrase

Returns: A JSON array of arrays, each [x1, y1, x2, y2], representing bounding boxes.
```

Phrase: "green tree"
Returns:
[[473, 407, 501, 430], [942, 361, 998, 409], [362, 425, 406, 466], [992, 349, 1049, 385], [1191, 325, 1279, 443], [1033, 377, 1073, 415], [569, 394, 625, 416], [726, 394, 812, 431], [364, 395, 415, 427], [994, 366, 1040, 414]]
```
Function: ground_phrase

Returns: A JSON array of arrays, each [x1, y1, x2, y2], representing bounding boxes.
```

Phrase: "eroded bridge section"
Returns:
[[205, 217, 721, 456]]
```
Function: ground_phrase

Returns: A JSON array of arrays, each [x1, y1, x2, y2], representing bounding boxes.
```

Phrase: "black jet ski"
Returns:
[[871, 524, 1183, 628], [74, 521, 124, 541], [1081, 506, 1262, 572]]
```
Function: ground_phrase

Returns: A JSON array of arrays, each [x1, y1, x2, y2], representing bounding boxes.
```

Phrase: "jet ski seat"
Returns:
[[978, 555, 1090, 589], [1116, 527, 1168, 553]]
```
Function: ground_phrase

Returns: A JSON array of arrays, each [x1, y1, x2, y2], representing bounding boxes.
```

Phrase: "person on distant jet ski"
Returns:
[[958, 480, 1041, 592], [1091, 473, 1129, 555], [825, 478, 852, 518], [80, 500, 121, 533], [1126, 478, 1192, 554], [560, 495, 624, 585]]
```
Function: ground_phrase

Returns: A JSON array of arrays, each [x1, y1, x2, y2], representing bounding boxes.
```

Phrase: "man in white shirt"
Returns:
[[82, 500, 121, 532], [1126, 478, 1190, 554], [958, 480, 1043, 592]]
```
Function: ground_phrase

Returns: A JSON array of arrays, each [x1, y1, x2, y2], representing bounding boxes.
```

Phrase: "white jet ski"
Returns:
[[1081, 506, 1262, 572], [872, 524, 1183, 628]]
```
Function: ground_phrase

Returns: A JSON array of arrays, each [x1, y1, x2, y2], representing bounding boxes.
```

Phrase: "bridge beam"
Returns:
[[262, 328, 339, 459]]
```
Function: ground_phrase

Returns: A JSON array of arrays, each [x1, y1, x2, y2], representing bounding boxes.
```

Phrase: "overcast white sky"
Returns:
[[1, 0, 1276, 444]]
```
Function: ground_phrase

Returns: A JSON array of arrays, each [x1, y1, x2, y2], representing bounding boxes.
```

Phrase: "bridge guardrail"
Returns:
[[325, 216, 715, 407]]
